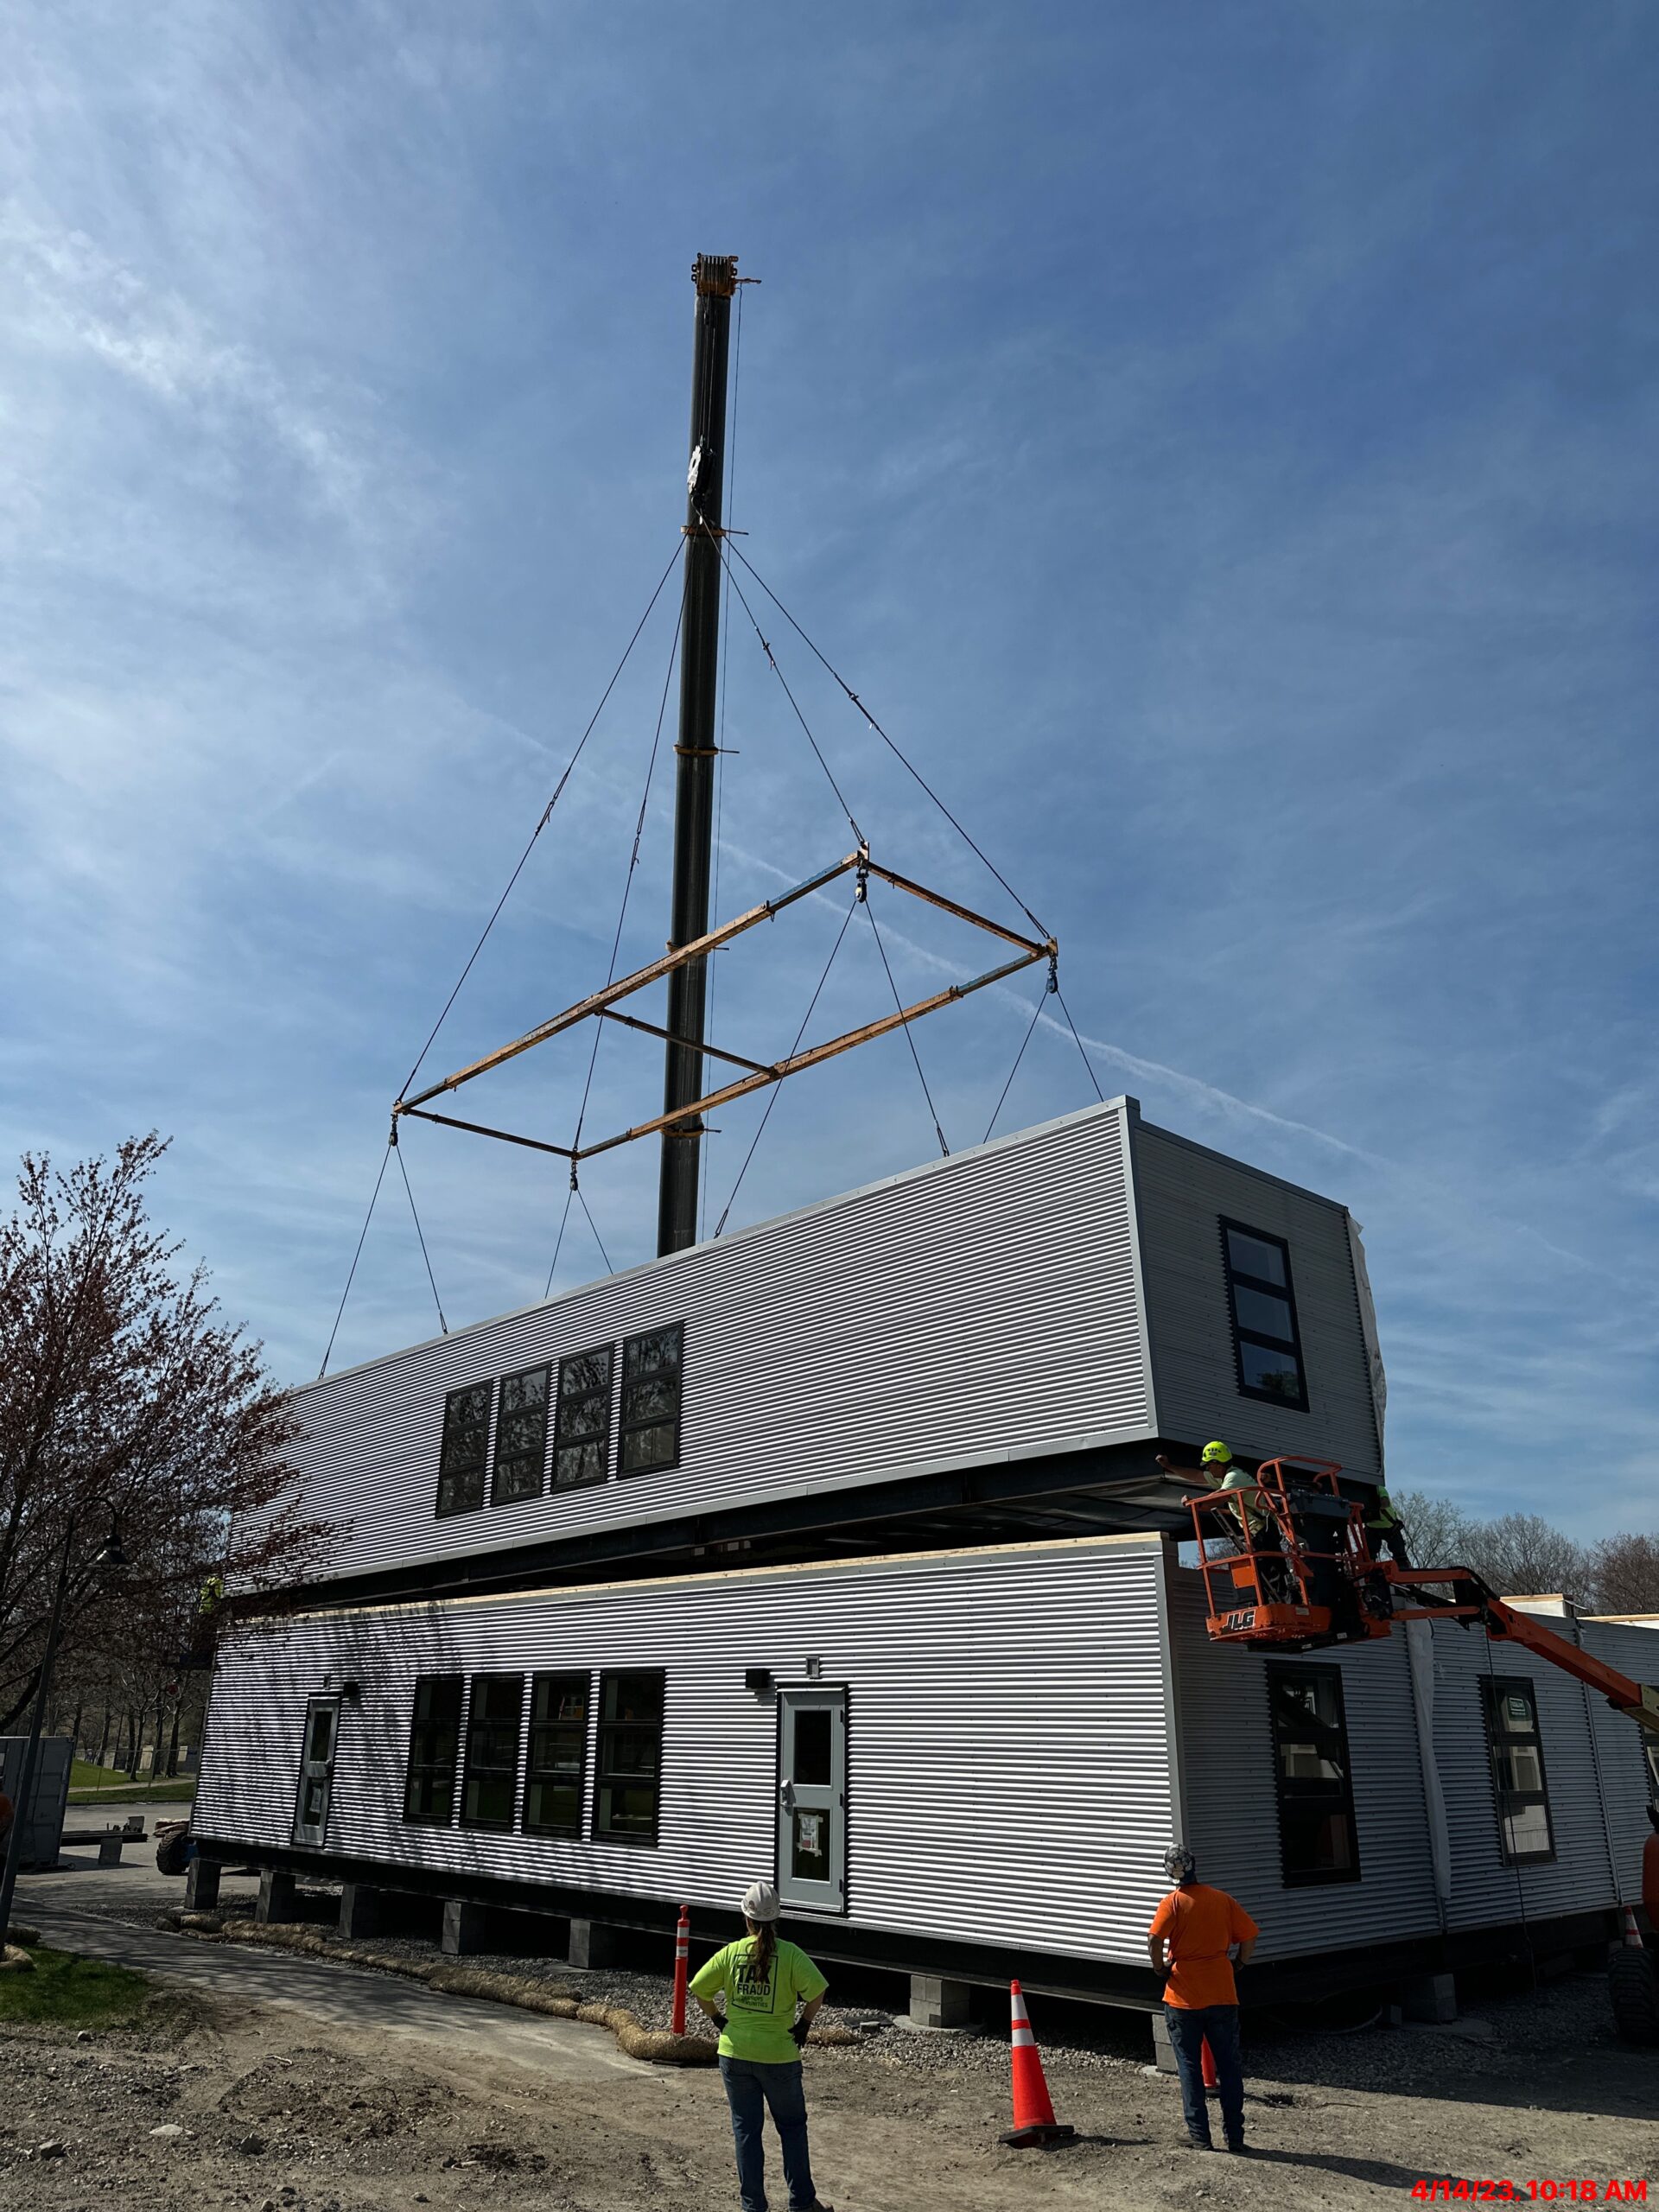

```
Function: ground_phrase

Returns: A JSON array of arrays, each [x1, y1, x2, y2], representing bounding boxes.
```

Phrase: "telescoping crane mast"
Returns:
[[1190, 1461, 1659, 1740]]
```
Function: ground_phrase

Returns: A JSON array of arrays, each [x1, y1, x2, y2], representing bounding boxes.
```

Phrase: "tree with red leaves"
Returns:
[[0, 1133, 329, 1734]]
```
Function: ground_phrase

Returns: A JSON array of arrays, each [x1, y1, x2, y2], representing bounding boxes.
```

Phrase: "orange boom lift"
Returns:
[[1191, 1460, 1659, 1740]]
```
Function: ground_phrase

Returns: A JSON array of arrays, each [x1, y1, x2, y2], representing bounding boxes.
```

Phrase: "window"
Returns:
[[436, 1382, 493, 1517], [1222, 1219, 1308, 1412], [553, 1347, 613, 1490], [404, 1675, 464, 1824], [619, 1325, 683, 1475], [1267, 1663, 1360, 1885], [1481, 1677, 1556, 1864], [461, 1674, 524, 1830], [523, 1672, 589, 1836], [492, 1363, 550, 1505], [593, 1669, 664, 1842]]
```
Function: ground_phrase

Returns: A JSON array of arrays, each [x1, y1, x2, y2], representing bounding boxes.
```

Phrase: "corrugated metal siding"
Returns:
[[1165, 1558, 1440, 1955], [196, 1536, 1178, 1966], [1580, 1619, 1659, 1906], [1130, 1119, 1382, 1477], [1422, 1616, 1624, 1930], [267, 1103, 1154, 1585], [1167, 1565, 1643, 1948]]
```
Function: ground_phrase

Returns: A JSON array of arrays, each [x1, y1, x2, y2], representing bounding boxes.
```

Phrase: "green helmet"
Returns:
[[1200, 1440, 1232, 1465]]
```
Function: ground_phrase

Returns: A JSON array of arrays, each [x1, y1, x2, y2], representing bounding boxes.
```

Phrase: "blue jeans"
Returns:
[[718, 2056, 818, 2212], [1162, 2002, 1245, 2146]]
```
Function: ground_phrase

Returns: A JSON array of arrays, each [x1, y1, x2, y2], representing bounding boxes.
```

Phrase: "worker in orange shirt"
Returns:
[[1147, 1845, 1259, 2154], [1643, 1804, 1659, 1937]]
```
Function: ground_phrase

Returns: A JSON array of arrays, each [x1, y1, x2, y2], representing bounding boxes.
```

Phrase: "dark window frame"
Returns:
[[1266, 1662, 1361, 1887], [1480, 1675, 1557, 1866], [435, 1381, 493, 1518], [592, 1668, 665, 1846], [618, 1325, 684, 1477], [491, 1363, 551, 1507], [1221, 1217, 1309, 1413], [459, 1672, 525, 1833], [403, 1674, 464, 1826], [522, 1670, 590, 1838], [552, 1345, 615, 1491]]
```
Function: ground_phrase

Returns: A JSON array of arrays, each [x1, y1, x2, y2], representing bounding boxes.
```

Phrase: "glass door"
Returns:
[[777, 1688, 846, 1914], [291, 1694, 340, 1847]]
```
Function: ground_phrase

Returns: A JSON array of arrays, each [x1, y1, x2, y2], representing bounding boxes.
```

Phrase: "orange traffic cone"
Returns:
[[1201, 2036, 1219, 2091], [1620, 1904, 1645, 1950], [997, 1980, 1077, 2148]]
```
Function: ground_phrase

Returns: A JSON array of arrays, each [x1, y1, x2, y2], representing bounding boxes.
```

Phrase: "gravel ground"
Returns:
[[4, 1953, 1655, 2212]]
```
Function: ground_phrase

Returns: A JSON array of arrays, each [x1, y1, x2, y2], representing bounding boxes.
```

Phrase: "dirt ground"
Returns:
[[2, 1953, 1654, 2212]]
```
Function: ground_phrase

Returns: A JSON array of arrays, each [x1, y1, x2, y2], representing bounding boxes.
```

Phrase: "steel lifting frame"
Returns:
[[392, 849, 1058, 1166]]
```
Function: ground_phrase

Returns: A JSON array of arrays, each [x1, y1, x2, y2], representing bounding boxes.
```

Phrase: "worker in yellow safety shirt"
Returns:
[[1362, 1484, 1414, 1568], [1158, 1441, 1289, 1599]]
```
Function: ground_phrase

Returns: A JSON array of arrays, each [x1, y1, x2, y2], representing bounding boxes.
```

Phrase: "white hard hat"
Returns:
[[741, 1879, 780, 1923]]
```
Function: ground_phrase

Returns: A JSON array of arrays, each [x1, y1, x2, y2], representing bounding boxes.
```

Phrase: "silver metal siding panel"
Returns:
[[265, 1104, 1153, 1585], [1165, 1558, 1440, 1955], [1580, 1620, 1659, 1905], [1421, 1623, 1621, 1930], [197, 1538, 1177, 1966], [1130, 1121, 1382, 1477]]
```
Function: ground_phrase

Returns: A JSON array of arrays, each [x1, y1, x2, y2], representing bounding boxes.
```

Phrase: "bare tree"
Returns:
[[1586, 1532, 1659, 1617], [1466, 1512, 1592, 1601], [0, 1134, 331, 1733], [1391, 1489, 1477, 1565]]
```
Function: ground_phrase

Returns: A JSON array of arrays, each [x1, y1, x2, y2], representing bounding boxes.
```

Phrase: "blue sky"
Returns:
[[3, 3, 1655, 1537]]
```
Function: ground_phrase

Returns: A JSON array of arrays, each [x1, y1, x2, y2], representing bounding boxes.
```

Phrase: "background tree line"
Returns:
[[1394, 1491, 1659, 1613]]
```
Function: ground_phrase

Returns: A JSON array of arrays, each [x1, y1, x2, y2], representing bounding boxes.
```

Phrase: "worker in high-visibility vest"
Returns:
[[1157, 1442, 1288, 1599], [1362, 1484, 1414, 1568]]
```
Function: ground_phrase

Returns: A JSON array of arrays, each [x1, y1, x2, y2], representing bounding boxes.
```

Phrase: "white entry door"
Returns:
[[291, 1694, 340, 1847], [777, 1688, 846, 1914]]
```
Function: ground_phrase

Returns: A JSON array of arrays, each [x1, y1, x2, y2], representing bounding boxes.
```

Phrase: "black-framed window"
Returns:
[[523, 1672, 589, 1836], [436, 1382, 493, 1517], [1222, 1219, 1308, 1412], [403, 1674, 464, 1824], [1266, 1663, 1360, 1885], [619, 1325, 683, 1475], [554, 1347, 613, 1490], [492, 1363, 550, 1505], [1480, 1676, 1556, 1865], [460, 1673, 524, 1831], [593, 1669, 664, 1843]]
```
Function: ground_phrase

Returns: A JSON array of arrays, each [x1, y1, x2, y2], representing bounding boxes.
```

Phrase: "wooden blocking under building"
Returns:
[[183, 1858, 220, 1911]]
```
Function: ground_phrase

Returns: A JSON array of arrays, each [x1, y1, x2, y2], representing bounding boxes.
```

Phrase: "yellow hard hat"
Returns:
[[1200, 1440, 1232, 1464]]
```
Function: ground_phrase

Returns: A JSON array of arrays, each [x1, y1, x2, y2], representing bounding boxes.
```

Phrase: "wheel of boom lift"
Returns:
[[1607, 1944, 1659, 2046]]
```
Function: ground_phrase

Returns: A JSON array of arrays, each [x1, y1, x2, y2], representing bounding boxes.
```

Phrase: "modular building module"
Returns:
[[194, 1096, 1657, 2012]]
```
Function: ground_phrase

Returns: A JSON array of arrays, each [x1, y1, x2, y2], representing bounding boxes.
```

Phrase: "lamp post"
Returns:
[[0, 1506, 127, 1948]]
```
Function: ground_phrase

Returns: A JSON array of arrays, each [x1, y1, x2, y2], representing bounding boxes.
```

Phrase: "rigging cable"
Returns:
[[574, 1182, 613, 1274], [541, 582, 685, 1296], [709, 534, 865, 846], [982, 981, 1051, 1145], [543, 1182, 575, 1301], [318, 1141, 394, 1378], [864, 892, 950, 1158], [394, 1137, 448, 1337], [724, 539, 1048, 940], [570, 584, 687, 1154], [396, 537, 684, 1103], [1052, 983, 1107, 1103], [713, 894, 859, 1236]]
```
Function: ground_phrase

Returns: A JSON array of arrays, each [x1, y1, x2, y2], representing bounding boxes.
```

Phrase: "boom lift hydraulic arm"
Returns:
[[1189, 1459, 1659, 1739]]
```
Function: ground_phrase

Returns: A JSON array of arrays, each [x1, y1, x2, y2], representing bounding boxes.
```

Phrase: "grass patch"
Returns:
[[0, 1947, 151, 2029], [67, 1759, 194, 1803]]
